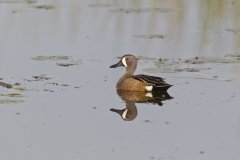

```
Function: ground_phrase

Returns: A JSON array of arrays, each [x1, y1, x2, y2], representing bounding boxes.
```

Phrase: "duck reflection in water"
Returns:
[[110, 89, 173, 121]]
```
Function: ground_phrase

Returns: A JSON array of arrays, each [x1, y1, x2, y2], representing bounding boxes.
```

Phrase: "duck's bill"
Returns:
[[109, 60, 123, 68], [110, 108, 125, 115]]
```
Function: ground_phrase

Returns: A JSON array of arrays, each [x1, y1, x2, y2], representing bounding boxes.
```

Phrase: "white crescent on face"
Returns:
[[122, 109, 128, 119], [122, 57, 128, 67]]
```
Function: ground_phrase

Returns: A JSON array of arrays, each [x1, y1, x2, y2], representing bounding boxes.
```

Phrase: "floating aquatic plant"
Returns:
[[31, 56, 70, 61], [134, 34, 165, 39], [110, 7, 180, 14], [32, 74, 53, 81], [0, 99, 24, 104]]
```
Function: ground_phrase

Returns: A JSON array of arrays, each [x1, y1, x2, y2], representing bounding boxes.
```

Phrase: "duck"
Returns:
[[110, 54, 172, 92]]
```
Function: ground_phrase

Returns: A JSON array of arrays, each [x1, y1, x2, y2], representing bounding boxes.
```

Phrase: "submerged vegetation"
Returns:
[[134, 34, 165, 39], [139, 55, 240, 78], [0, 0, 36, 3], [109, 7, 180, 13], [0, 99, 24, 104], [32, 4, 55, 10], [0, 55, 83, 104], [0, 82, 13, 89], [1, 52, 239, 105]]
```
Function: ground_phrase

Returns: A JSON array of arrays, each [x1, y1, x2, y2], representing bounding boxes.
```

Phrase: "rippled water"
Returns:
[[0, 0, 240, 160]]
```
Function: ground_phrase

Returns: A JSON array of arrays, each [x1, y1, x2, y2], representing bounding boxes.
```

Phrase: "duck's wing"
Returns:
[[133, 74, 172, 90], [133, 74, 166, 86]]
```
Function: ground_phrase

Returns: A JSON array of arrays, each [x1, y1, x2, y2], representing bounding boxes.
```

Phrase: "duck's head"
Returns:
[[110, 54, 138, 70], [110, 101, 137, 121]]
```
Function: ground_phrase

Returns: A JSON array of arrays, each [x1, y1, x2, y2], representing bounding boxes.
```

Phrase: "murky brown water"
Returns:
[[0, 0, 240, 160]]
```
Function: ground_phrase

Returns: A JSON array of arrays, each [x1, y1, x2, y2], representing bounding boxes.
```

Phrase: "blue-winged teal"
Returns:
[[110, 54, 172, 92]]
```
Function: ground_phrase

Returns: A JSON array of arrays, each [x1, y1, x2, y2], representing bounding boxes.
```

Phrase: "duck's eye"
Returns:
[[126, 58, 129, 61]]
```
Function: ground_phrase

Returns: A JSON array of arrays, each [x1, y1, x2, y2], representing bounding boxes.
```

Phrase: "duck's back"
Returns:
[[133, 74, 172, 91]]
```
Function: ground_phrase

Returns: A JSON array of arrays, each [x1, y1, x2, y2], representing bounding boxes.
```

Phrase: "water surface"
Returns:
[[0, 0, 240, 160]]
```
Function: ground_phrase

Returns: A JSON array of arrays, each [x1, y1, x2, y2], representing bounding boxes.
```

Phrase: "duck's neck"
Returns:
[[117, 72, 131, 82], [117, 67, 135, 87]]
